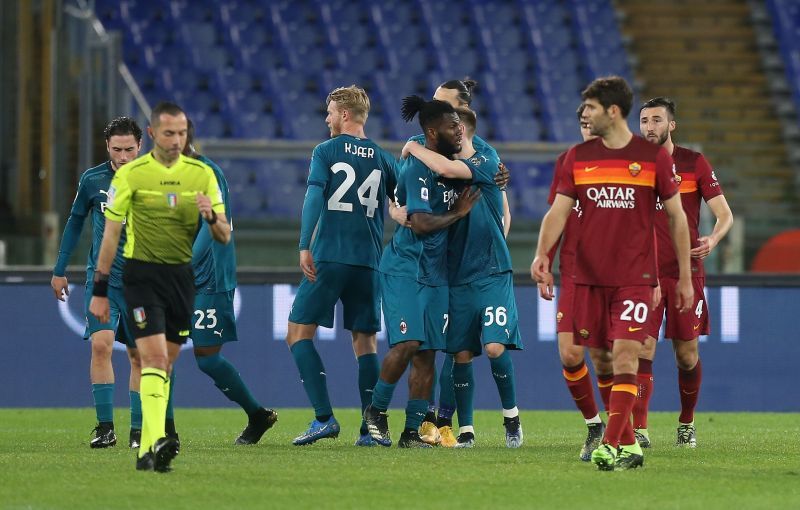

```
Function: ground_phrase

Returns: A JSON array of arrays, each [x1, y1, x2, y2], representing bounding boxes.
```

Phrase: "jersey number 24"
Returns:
[[327, 162, 382, 218]]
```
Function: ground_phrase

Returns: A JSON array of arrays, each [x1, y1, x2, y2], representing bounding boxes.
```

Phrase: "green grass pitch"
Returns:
[[1, 408, 798, 509]]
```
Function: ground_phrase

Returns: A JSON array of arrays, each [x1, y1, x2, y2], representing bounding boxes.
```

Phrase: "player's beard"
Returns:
[[436, 137, 461, 157]]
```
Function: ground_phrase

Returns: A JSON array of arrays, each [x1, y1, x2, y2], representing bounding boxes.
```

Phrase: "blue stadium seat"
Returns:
[[96, 0, 635, 163]]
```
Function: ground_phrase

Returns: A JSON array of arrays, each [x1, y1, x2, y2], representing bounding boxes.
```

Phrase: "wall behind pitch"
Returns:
[[1, 283, 797, 413]]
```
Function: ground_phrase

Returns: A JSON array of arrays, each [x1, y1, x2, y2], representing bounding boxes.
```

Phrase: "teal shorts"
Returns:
[[447, 272, 522, 356], [84, 283, 134, 348], [381, 273, 447, 351], [190, 290, 238, 347], [289, 262, 381, 333]]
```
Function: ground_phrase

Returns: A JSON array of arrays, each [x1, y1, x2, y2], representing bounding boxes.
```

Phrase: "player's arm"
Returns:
[[198, 169, 230, 244], [298, 184, 324, 282], [409, 187, 481, 236], [495, 162, 510, 189], [51, 180, 91, 301], [196, 194, 230, 244], [88, 218, 123, 323], [663, 194, 693, 312], [691, 195, 733, 259], [389, 202, 409, 227], [502, 190, 511, 238], [530, 194, 574, 299], [401, 141, 472, 179], [89, 169, 131, 323]]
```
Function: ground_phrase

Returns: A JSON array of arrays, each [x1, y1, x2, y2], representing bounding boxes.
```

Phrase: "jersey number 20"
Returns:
[[328, 162, 382, 218]]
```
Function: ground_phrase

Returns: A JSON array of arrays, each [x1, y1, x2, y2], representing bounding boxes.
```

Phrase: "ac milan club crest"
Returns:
[[628, 162, 642, 177], [399, 320, 407, 335]]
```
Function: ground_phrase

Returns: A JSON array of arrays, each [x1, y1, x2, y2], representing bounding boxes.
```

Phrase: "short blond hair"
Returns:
[[326, 85, 370, 123]]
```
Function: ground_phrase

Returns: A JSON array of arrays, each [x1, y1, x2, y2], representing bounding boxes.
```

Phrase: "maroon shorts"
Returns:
[[646, 277, 708, 340], [556, 278, 575, 334], [573, 285, 654, 350]]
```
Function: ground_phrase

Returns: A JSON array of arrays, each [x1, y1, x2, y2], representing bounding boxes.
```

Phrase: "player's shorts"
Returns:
[[573, 285, 654, 350], [190, 289, 238, 347], [556, 277, 576, 335], [123, 260, 195, 344], [83, 283, 135, 348], [380, 273, 447, 351], [447, 272, 522, 356], [647, 277, 708, 340], [289, 262, 380, 333]]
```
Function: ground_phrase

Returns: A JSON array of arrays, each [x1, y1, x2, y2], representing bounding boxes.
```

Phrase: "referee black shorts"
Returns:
[[123, 259, 195, 344]]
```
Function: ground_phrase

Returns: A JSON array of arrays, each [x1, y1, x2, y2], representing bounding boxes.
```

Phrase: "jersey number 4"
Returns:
[[328, 162, 382, 218]]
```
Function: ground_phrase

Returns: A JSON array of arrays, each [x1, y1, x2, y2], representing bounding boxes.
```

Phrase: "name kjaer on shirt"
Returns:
[[344, 143, 374, 159]]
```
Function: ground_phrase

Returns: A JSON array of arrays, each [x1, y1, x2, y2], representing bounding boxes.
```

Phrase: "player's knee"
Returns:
[[484, 343, 506, 358], [559, 345, 584, 367], [91, 339, 113, 359], [675, 348, 698, 370], [286, 322, 317, 345], [454, 351, 473, 363], [352, 332, 377, 355], [139, 354, 169, 371]]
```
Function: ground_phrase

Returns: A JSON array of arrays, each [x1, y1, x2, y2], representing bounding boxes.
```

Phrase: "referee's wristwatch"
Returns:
[[206, 210, 218, 225]]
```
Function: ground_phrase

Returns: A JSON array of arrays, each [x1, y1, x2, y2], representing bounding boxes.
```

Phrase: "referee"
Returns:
[[89, 102, 230, 472]]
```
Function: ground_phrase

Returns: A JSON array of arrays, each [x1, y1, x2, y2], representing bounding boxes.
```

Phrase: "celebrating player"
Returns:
[[403, 107, 522, 448], [363, 97, 479, 448], [90, 102, 230, 472], [51, 117, 143, 449], [633, 97, 733, 448], [183, 121, 278, 445], [532, 77, 692, 471], [408, 78, 510, 447], [286, 86, 397, 446]]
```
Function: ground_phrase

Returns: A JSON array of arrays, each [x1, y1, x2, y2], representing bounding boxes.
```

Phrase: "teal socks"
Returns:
[[129, 390, 142, 429], [438, 354, 456, 416], [196, 353, 260, 414], [357, 353, 379, 434], [290, 339, 333, 418], [404, 399, 429, 431], [489, 350, 517, 410], [92, 383, 114, 424], [371, 378, 397, 411], [453, 362, 475, 427]]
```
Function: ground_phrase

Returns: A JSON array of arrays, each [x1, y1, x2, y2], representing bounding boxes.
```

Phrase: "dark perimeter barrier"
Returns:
[[1, 268, 798, 413]]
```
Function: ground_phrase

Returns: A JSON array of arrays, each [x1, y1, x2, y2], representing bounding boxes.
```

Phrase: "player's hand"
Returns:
[[690, 236, 717, 259], [299, 250, 317, 283], [651, 283, 662, 311], [537, 279, 555, 300], [51, 275, 69, 301], [401, 141, 418, 159], [675, 277, 694, 314], [89, 296, 110, 324], [389, 203, 410, 227], [494, 162, 510, 189], [452, 187, 481, 217], [531, 255, 554, 299], [196, 193, 213, 221]]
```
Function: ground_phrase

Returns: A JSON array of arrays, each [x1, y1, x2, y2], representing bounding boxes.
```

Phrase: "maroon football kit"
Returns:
[[556, 136, 678, 348], [646, 145, 723, 340]]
